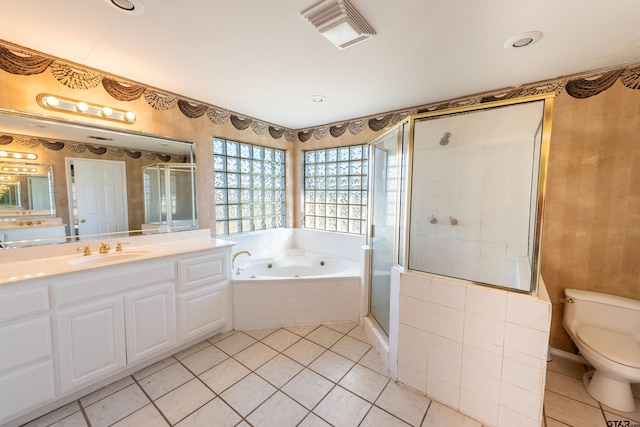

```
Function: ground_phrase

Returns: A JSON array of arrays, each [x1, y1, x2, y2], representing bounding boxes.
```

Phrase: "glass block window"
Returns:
[[303, 144, 368, 234], [213, 138, 285, 236]]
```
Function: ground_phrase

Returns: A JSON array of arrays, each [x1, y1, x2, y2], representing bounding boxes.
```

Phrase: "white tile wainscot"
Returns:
[[394, 271, 552, 427]]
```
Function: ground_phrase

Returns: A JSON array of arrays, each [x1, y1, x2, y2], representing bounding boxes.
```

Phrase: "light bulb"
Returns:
[[101, 106, 114, 117], [76, 102, 89, 112], [124, 111, 136, 122], [43, 96, 59, 107], [26, 154, 37, 160]]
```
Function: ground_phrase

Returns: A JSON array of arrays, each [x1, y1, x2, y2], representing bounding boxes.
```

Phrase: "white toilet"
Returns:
[[562, 288, 640, 412]]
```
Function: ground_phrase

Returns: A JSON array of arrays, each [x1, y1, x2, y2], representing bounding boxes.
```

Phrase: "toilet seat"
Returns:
[[578, 326, 640, 368]]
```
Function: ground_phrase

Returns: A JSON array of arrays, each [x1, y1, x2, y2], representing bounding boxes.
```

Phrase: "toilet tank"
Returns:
[[564, 289, 640, 337]]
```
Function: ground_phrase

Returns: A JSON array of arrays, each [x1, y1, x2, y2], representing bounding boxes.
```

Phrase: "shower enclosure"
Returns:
[[143, 163, 197, 232], [367, 95, 553, 335]]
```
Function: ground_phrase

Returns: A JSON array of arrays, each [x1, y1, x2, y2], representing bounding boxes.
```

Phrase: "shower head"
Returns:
[[439, 132, 451, 146]]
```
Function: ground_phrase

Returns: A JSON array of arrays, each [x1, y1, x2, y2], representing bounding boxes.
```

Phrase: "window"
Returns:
[[213, 138, 285, 236], [303, 144, 368, 234]]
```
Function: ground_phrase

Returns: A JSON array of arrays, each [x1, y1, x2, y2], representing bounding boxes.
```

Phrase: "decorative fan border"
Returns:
[[1, 41, 639, 142]]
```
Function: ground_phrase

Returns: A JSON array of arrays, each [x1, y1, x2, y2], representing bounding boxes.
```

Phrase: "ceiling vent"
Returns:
[[301, 0, 375, 50]]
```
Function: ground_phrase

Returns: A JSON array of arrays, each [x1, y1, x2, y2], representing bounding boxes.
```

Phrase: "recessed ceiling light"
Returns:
[[311, 95, 327, 103], [504, 31, 543, 50], [105, 0, 145, 15]]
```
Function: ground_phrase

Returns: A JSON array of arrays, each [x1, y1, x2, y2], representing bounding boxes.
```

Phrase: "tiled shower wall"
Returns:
[[393, 271, 551, 427], [409, 135, 535, 288]]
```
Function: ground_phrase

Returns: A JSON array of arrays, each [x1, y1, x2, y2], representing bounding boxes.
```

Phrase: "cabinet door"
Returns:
[[125, 283, 176, 364], [177, 282, 228, 343], [0, 360, 55, 425], [57, 297, 126, 394]]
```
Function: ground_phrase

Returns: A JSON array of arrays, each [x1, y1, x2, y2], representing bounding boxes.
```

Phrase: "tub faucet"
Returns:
[[232, 250, 252, 268]]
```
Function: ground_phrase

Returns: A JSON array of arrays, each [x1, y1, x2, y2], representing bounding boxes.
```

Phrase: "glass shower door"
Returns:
[[368, 133, 398, 336]]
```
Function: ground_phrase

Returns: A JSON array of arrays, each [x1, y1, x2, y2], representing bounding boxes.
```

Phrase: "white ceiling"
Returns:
[[1, 1, 640, 130]]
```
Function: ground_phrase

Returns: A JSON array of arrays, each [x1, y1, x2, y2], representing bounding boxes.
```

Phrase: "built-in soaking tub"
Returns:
[[232, 249, 361, 330]]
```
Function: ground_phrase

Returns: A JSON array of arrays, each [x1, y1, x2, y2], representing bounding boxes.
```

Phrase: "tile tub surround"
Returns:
[[21, 323, 487, 427], [393, 271, 552, 427]]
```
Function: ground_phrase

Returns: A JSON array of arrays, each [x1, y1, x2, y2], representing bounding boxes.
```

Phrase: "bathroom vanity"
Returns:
[[0, 230, 233, 427]]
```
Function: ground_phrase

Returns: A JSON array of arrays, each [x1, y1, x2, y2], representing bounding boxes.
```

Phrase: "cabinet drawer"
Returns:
[[0, 287, 48, 323], [177, 252, 227, 291], [0, 316, 52, 374]]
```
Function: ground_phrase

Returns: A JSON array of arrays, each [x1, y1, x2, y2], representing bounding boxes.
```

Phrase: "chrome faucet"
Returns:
[[231, 250, 252, 268]]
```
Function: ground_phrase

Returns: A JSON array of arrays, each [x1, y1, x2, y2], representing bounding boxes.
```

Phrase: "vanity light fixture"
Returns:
[[1, 166, 38, 173], [302, 0, 376, 50], [37, 94, 137, 124], [0, 150, 37, 160]]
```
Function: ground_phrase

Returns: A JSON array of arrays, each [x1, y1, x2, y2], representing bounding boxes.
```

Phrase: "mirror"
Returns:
[[0, 162, 54, 216], [0, 109, 197, 247]]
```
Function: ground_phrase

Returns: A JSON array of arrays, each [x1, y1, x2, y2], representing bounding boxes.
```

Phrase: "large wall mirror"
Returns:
[[0, 109, 196, 247]]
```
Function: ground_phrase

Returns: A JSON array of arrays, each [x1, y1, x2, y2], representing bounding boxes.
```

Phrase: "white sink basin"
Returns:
[[67, 250, 150, 266]]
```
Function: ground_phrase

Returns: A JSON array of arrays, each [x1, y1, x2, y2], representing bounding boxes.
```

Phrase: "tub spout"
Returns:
[[232, 250, 252, 268]]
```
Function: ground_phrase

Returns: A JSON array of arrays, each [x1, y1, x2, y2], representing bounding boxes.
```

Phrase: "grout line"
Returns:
[[130, 375, 174, 427]]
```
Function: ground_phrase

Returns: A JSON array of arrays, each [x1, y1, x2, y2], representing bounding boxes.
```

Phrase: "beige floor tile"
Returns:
[[262, 328, 301, 352], [544, 390, 607, 427], [282, 368, 334, 410], [207, 330, 237, 344], [546, 356, 587, 380], [306, 325, 344, 348], [244, 327, 279, 340], [309, 350, 355, 382], [80, 376, 134, 407], [347, 325, 370, 343], [545, 417, 572, 426], [545, 370, 599, 407], [331, 335, 372, 362], [375, 381, 431, 427], [603, 398, 640, 423], [285, 323, 321, 337], [138, 362, 194, 400], [314, 386, 372, 427], [199, 357, 251, 394], [283, 338, 326, 366], [220, 373, 276, 416], [132, 356, 177, 381], [236, 422, 251, 427], [298, 412, 332, 427], [361, 406, 411, 426], [358, 348, 390, 377], [22, 402, 82, 427], [256, 353, 304, 388], [422, 401, 482, 427], [234, 342, 278, 370], [48, 411, 88, 427], [84, 384, 149, 427], [339, 364, 390, 402], [180, 344, 228, 375], [214, 331, 257, 355], [173, 340, 211, 360], [154, 378, 215, 425], [111, 404, 168, 427], [247, 391, 309, 427], [175, 397, 242, 427], [324, 322, 358, 334]]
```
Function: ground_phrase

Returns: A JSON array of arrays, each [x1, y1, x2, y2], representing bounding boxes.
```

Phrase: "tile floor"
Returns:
[[544, 354, 640, 426], [22, 322, 486, 427], [24, 322, 640, 427]]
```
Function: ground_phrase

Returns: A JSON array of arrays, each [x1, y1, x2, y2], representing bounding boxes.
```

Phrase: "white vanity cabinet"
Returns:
[[0, 239, 232, 427], [176, 251, 230, 343], [0, 286, 55, 425], [52, 261, 176, 394]]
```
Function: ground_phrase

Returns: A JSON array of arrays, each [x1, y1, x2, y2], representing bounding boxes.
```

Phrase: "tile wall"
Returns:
[[409, 127, 536, 288], [393, 271, 551, 427]]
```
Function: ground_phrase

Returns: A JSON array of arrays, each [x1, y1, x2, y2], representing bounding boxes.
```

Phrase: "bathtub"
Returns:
[[232, 249, 361, 330]]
